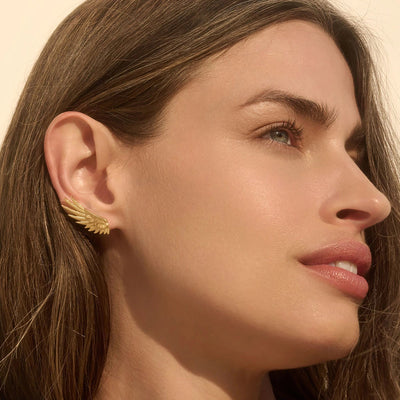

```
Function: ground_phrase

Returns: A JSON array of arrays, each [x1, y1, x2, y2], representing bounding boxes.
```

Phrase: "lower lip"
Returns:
[[302, 264, 369, 300]]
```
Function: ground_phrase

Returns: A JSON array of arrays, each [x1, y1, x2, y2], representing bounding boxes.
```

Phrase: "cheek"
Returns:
[[133, 135, 319, 303], [123, 139, 360, 369], [133, 137, 306, 265], [127, 136, 303, 288]]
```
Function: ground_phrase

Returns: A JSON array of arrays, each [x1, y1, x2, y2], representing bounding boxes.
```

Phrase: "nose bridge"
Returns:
[[319, 151, 392, 230]]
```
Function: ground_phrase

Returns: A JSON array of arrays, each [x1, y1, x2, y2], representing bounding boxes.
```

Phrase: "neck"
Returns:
[[96, 246, 277, 400], [96, 316, 277, 400], [96, 339, 276, 400]]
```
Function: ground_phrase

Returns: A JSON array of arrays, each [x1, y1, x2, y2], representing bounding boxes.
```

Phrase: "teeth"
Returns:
[[328, 261, 358, 275]]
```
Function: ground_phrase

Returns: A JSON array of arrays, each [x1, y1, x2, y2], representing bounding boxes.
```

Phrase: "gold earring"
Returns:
[[61, 197, 110, 235]]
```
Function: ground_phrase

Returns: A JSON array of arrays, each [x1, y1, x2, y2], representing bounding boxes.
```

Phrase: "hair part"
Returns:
[[1, 0, 399, 398]]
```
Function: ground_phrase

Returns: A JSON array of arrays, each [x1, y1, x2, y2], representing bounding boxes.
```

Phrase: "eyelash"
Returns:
[[258, 119, 304, 150], [258, 120, 367, 171]]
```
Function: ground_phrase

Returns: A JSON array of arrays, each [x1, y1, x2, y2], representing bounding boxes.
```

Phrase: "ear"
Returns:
[[44, 111, 123, 231]]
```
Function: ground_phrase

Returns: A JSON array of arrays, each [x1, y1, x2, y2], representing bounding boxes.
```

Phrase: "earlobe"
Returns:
[[44, 111, 119, 232]]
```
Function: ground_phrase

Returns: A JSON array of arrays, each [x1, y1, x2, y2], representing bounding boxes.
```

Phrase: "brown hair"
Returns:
[[1, 0, 399, 398]]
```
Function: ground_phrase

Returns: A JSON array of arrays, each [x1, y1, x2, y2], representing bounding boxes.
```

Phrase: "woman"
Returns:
[[1, 0, 399, 399]]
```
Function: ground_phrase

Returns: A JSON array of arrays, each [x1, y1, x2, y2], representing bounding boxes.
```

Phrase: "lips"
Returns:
[[299, 240, 372, 277]]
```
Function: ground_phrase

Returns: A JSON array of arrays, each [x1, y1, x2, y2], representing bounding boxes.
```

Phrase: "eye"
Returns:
[[269, 129, 292, 145], [259, 120, 304, 149]]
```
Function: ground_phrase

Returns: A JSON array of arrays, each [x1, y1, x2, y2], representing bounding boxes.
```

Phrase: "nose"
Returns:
[[319, 159, 392, 232]]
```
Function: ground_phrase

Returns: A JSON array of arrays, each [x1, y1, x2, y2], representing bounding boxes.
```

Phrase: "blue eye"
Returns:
[[259, 120, 303, 149], [269, 129, 292, 145]]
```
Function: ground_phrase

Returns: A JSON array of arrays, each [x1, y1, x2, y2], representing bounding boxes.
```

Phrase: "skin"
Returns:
[[45, 20, 392, 400]]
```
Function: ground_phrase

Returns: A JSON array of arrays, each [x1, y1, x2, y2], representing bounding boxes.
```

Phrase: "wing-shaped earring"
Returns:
[[61, 197, 110, 235]]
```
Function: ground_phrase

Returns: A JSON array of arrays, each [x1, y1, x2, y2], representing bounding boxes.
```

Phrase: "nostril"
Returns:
[[337, 209, 370, 220]]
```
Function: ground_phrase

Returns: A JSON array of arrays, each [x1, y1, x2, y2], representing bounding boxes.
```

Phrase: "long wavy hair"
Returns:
[[1, 0, 399, 399]]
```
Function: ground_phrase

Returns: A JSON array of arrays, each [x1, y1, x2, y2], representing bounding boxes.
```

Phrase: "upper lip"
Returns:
[[299, 240, 372, 277]]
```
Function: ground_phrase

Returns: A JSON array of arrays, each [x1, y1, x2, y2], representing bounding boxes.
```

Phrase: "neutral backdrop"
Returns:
[[1, 0, 399, 144]]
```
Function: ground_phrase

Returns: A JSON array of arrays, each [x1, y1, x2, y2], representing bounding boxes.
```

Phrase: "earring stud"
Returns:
[[61, 197, 110, 235]]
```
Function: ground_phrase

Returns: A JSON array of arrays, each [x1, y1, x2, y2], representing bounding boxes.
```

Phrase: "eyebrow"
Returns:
[[239, 88, 365, 150], [239, 88, 338, 127]]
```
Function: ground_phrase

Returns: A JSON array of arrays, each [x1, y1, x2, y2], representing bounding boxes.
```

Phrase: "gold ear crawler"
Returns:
[[61, 197, 110, 235]]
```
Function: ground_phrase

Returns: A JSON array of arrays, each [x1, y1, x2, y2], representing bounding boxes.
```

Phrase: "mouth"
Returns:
[[298, 240, 372, 300], [325, 260, 358, 275], [299, 240, 372, 277], [300, 262, 369, 300]]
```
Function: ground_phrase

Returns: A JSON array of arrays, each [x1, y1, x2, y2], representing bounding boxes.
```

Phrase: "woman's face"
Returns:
[[113, 21, 391, 371]]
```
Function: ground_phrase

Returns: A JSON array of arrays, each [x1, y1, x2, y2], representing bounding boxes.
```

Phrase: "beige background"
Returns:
[[1, 1, 399, 143]]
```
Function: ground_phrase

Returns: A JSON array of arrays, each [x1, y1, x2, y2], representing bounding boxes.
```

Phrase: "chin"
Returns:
[[318, 327, 360, 361], [293, 320, 361, 368], [271, 335, 360, 371], [264, 311, 361, 370]]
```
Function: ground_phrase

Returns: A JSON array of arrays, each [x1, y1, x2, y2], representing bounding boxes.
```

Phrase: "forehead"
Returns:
[[185, 20, 359, 124]]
